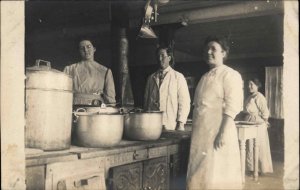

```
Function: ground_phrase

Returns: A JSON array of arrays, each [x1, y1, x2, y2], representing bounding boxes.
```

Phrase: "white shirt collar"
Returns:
[[159, 66, 171, 74]]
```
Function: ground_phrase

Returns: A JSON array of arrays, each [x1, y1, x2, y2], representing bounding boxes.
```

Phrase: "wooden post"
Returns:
[[119, 28, 135, 106]]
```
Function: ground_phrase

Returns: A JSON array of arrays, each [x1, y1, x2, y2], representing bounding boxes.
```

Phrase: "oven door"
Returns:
[[45, 157, 106, 190]]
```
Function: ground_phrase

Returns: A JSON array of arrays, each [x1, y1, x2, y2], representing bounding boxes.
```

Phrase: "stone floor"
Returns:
[[173, 159, 284, 190], [243, 160, 284, 190]]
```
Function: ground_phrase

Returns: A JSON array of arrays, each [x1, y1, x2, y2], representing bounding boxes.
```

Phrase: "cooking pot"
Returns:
[[73, 108, 124, 147], [25, 60, 73, 150], [124, 110, 163, 141]]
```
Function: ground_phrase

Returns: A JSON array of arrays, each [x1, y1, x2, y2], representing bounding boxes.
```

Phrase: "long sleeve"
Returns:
[[223, 71, 244, 119], [103, 69, 116, 104], [177, 74, 191, 123]]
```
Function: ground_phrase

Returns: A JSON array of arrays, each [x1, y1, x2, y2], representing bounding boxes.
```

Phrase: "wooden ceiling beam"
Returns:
[[129, 1, 283, 28]]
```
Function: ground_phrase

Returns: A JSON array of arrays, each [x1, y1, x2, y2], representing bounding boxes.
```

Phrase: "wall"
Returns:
[[127, 35, 159, 107], [283, 1, 299, 189], [25, 27, 112, 72], [1, 2, 26, 189], [269, 118, 284, 161], [25, 2, 112, 71]]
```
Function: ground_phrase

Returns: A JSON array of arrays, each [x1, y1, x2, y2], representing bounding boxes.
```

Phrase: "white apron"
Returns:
[[187, 65, 243, 189]]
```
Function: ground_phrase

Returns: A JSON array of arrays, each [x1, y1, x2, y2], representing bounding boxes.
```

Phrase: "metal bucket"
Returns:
[[25, 60, 73, 150]]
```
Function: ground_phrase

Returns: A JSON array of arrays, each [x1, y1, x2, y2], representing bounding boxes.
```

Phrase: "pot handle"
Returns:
[[119, 108, 134, 114], [121, 107, 144, 114], [129, 108, 143, 113], [35, 59, 51, 69], [73, 108, 87, 123], [91, 99, 103, 106]]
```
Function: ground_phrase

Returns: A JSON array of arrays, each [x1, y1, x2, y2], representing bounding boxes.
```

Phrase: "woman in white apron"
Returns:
[[187, 36, 244, 189]]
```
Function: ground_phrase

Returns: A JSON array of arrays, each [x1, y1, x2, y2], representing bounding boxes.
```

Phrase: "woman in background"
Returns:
[[244, 78, 273, 174], [186, 36, 243, 189]]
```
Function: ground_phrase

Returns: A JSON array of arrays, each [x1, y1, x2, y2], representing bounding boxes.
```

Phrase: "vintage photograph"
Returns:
[[1, 0, 298, 190]]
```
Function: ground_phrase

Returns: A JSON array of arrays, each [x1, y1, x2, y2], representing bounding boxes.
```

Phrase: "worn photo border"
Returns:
[[1, 1, 299, 189]]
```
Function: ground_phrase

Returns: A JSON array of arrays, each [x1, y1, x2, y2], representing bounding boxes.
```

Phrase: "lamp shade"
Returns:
[[138, 24, 157, 38]]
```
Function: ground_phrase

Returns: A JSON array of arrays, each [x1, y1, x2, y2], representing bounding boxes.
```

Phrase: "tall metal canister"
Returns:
[[25, 60, 73, 150]]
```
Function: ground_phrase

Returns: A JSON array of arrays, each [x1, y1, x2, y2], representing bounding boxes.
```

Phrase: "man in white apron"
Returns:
[[144, 46, 190, 131]]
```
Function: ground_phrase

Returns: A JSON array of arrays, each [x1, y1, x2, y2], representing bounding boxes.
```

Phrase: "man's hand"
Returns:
[[176, 121, 185, 131]]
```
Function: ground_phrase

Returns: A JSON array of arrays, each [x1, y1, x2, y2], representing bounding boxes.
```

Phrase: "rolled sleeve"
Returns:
[[223, 71, 244, 119]]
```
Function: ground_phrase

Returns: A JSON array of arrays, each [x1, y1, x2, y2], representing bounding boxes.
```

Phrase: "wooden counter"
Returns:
[[25, 131, 191, 190]]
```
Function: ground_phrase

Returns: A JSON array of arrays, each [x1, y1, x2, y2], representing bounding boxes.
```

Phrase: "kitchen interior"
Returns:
[[1, 0, 298, 190]]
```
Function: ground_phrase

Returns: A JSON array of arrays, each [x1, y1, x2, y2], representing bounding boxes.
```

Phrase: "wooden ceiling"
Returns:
[[25, 1, 234, 32], [25, 1, 284, 68], [174, 14, 283, 59]]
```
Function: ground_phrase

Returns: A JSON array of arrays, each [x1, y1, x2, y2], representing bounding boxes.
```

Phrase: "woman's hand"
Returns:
[[214, 131, 225, 150], [214, 114, 233, 150], [263, 118, 270, 128], [265, 121, 271, 128]]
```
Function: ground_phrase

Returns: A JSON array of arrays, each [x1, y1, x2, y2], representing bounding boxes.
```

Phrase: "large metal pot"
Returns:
[[124, 110, 163, 141], [73, 108, 124, 147], [25, 60, 73, 150]]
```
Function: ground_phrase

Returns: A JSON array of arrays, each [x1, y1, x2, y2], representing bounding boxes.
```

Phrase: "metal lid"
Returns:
[[26, 59, 72, 91], [27, 59, 55, 71], [26, 59, 70, 76]]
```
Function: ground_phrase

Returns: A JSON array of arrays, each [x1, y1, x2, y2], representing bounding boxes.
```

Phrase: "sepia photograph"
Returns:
[[1, 0, 298, 189]]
